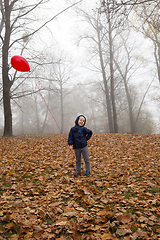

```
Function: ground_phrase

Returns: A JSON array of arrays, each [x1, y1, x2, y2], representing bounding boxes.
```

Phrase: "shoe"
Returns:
[[74, 170, 80, 176], [85, 171, 90, 176]]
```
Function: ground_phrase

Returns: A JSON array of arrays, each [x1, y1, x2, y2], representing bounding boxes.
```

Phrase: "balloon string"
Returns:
[[35, 81, 68, 144]]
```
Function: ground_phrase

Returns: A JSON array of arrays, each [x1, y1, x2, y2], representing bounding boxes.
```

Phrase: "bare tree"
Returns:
[[133, 1, 160, 83], [76, 1, 155, 133], [103, 0, 118, 133], [76, 8, 116, 133], [50, 57, 74, 134], [0, 0, 82, 136], [96, 16, 114, 132]]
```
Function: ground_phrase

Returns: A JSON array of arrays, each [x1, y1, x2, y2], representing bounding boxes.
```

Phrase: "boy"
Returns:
[[68, 115, 92, 176]]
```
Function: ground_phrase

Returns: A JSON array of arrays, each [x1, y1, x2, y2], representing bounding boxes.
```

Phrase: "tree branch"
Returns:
[[9, 0, 83, 48]]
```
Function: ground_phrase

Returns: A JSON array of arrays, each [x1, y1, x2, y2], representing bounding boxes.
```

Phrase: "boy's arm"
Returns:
[[85, 128, 93, 141], [68, 128, 73, 146]]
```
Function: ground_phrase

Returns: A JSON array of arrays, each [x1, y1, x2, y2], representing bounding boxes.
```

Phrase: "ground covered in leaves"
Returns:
[[0, 133, 160, 240]]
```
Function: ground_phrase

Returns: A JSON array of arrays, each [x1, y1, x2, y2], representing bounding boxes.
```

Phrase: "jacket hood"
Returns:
[[75, 115, 86, 126]]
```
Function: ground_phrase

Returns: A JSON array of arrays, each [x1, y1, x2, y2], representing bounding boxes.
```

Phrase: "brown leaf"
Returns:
[[137, 216, 148, 223], [33, 231, 42, 239], [8, 234, 18, 240], [33, 225, 43, 231], [116, 228, 131, 236], [118, 214, 132, 224], [62, 212, 77, 218], [5, 222, 15, 230], [156, 228, 160, 233], [131, 230, 148, 240]]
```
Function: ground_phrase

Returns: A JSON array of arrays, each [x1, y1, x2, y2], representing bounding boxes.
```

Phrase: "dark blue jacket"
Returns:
[[68, 115, 92, 149]]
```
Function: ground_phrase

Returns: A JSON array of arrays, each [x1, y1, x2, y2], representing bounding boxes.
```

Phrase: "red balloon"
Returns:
[[11, 55, 30, 72]]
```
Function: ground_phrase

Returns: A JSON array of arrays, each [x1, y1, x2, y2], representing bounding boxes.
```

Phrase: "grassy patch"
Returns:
[[126, 207, 138, 214], [148, 187, 160, 194], [131, 224, 138, 233], [123, 191, 137, 199], [43, 218, 54, 225]]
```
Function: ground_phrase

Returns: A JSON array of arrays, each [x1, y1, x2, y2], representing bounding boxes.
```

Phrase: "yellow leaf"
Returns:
[[100, 232, 113, 240], [24, 232, 33, 238], [105, 182, 110, 187], [0, 211, 4, 217], [76, 180, 82, 184]]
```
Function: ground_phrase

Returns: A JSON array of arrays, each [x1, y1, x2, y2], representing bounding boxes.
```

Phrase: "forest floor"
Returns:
[[0, 133, 160, 240]]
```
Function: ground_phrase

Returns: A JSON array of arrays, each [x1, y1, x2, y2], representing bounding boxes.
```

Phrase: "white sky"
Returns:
[[39, 0, 98, 54], [36, 0, 160, 132]]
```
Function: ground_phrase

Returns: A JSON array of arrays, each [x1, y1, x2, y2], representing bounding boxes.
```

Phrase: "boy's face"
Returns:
[[78, 116, 85, 127]]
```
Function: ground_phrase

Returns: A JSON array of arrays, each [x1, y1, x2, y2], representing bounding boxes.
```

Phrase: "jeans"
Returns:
[[74, 146, 90, 172]]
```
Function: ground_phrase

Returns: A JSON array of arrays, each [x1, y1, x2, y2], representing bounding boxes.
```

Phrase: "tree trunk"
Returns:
[[35, 96, 40, 134], [108, 7, 118, 133], [60, 84, 64, 134], [97, 27, 114, 133], [124, 79, 135, 133], [41, 85, 51, 134], [3, 81, 12, 136], [114, 60, 136, 133], [91, 105, 97, 133], [2, 0, 13, 136], [155, 42, 160, 84], [158, 42, 160, 83]]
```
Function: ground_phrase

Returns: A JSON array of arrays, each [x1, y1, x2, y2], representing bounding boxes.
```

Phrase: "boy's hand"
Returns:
[[69, 145, 73, 150]]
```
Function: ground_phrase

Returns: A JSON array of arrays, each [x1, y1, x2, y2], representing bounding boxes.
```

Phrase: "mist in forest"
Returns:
[[0, 0, 160, 136]]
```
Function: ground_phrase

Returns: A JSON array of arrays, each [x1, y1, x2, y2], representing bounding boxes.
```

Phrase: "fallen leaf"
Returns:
[[118, 214, 132, 224]]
